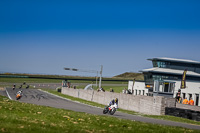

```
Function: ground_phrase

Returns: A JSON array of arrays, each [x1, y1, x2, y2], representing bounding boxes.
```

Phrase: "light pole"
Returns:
[[96, 71, 98, 87], [64, 66, 103, 88], [99, 65, 103, 89]]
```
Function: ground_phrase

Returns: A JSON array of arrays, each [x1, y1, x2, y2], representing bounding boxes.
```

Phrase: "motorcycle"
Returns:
[[16, 93, 22, 100], [103, 104, 117, 115]]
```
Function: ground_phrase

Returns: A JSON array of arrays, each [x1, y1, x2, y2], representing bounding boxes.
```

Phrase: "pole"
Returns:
[[99, 65, 103, 89], [132, 78, 135, 94], [64, 67, 101, 88], [96, 71, 98, 87]]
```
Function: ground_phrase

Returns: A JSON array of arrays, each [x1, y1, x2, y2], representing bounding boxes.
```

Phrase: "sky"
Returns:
[[0, 0, 200, 77]]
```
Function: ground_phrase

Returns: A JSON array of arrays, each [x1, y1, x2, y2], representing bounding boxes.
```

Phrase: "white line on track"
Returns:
[[5, 88, 12, 100]]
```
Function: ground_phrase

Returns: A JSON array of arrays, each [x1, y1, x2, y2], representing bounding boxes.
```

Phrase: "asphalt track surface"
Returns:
[[2, 88, 200, 130]]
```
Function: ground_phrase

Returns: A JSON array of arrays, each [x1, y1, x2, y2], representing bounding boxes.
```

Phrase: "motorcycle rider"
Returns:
[[17, 90, 22, 94], [12, 84, 16, 90], [109, 98, 118, 108], [16, 90, 23, 98], [103, 98, 118, 115]]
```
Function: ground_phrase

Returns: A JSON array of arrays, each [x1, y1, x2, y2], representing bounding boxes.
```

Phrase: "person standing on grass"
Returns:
[[110, 88, 114, 92], [123, 88, 126, 93]]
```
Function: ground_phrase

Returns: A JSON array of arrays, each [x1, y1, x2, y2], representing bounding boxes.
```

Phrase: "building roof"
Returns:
[[140, 67, 200, 77], [147, 57, 200, 65]]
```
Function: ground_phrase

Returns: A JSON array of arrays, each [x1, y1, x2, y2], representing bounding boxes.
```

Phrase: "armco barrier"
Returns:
[[62, 87, 164, 115]]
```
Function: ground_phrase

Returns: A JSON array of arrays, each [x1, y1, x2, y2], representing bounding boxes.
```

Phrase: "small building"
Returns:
[[129, 57, 200, 106]]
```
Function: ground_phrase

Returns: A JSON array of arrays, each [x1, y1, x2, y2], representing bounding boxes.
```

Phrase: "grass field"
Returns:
[[0, 77, 128, 93], [0, 77, 63, 83], [0, 73, 134, 83], [0, 95, 199, 133], [0, 77, 128, 84]]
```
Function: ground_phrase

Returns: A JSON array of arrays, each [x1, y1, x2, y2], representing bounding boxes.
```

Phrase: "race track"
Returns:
[[3, 88, 200, 130]]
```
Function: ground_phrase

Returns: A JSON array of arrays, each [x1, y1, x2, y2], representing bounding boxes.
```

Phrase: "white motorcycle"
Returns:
[[103, 103, 118, 115]]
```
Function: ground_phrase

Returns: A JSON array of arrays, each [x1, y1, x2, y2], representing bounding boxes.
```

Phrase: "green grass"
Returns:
[[143, 114, 200, 126], [0, 77, 128, 93], [43, 89, 200, 126], [0, 95, 199, 133], [0, 77, 63, 83], [0, 77, 128, 85], [114, 72, 144, 80], [0, 73, 132, 83]]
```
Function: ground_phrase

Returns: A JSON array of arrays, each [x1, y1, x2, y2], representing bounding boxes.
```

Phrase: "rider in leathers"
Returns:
[[109, 98, 118, 108]]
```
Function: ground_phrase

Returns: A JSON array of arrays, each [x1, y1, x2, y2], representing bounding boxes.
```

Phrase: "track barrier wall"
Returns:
[[163, 98, 200, 121], [165, 107, 200, 121], [62, 87, 200, 120], [62, 87, 165, 115]]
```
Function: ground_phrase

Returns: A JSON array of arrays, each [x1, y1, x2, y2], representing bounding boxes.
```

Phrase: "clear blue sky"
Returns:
[[0, 0, 200, 77]]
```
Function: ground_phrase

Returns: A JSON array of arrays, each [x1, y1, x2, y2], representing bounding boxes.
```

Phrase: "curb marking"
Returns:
[[5, 88, 13, 100]]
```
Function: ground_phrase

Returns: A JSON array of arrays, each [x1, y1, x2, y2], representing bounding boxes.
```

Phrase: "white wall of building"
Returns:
[[128, 80, 134, 93], [128, 80, 200, 106], [128, 81, 148, 96], [174, 80, 200, 94], [173, 80, 200, 106]]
